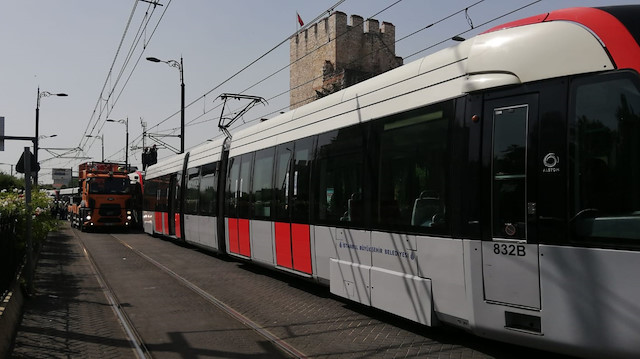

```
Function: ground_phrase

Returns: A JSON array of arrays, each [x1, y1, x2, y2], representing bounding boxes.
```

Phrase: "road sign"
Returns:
[[16, 150, 40, 174]]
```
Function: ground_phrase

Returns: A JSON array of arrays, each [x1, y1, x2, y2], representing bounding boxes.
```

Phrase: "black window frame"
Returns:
[[273, 142, 293, 222], [184, 166, 200, 215], [251, 147, 275, 220], [312, 126, 365, 227], [568, 70, 640, 250], [371, 100, 454, 236], [155, 175, 170, 212], [199, 162, 218, 217]]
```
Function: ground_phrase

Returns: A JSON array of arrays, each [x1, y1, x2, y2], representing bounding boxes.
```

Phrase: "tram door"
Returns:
[[167, 174, 177, 236], [273, 139, 313, 274], [172, 172, 182, 239], [226, 154, 253, 257], [481, 94, 541, 310]]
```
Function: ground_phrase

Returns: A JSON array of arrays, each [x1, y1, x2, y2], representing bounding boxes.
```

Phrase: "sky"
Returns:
[[0, 0, 635, 183]]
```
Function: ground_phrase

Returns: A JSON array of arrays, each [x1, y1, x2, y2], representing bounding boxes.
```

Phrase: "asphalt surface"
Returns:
[[10, 223, 573, 358]]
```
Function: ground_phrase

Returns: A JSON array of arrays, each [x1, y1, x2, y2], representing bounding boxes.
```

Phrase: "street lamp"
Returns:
[[38, 134, 57, 139], [35, 88, 67, 185], [146, 56, 184, 154], [86, 135, 104, 162], [107, 118, 129, 169]]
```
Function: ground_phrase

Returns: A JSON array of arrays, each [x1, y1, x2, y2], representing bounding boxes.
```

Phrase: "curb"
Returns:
[[0, 276, 25, 358], [0, 225, 53, 358]]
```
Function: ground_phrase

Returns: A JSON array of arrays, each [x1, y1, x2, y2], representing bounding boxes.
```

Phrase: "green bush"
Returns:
[[0, 187, 59, 247]]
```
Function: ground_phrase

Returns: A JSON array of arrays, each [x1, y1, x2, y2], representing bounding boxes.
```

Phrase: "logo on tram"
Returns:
[[543, 152, 560, 173]]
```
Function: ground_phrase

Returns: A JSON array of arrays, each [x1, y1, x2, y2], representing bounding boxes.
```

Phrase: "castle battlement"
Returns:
[[290, 12, 402, 109]]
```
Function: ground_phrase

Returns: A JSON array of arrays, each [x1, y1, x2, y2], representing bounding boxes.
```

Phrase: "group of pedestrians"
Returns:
[[50, 200, 68, 220]]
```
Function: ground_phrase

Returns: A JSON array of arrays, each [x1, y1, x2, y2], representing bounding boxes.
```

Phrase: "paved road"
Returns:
[[12, 224, 574, 358]]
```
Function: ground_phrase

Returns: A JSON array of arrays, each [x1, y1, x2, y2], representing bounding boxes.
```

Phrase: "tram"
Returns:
[[143, 6, 640, 358]]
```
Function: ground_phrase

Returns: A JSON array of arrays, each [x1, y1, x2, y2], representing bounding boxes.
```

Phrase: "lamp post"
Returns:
[[35, 88, 67, 185], [107, 118, 129, 169], [146, 56, 184, 154], [86, 135, 104, 162]]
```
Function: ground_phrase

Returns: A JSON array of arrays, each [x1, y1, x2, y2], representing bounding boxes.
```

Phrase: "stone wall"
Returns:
[[290, 12, 402, 109]]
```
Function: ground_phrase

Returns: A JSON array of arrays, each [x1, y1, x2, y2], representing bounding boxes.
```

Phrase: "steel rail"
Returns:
[[72, 230, 151, 359], [111, 234, 307, 359]]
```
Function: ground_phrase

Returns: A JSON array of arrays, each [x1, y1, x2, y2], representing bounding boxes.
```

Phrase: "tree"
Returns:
[[0, 173, 23, 190]]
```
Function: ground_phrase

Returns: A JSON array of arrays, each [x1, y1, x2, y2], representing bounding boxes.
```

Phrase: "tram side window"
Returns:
[[273, 138, 314, 223], [199, 163, 217, 216], [238, 153, 254, 219], [172, 172, 181, 214], [314, 126, 364, 226], [252, 148, 275, 220], [291, 137, 314, 223], [156, 175, 170, 212], [143, 177, 157, 211], [570, 73, 640, 248], [184, 167, 200, 215], [374, 101, 452, 234], [226, 156, 240, 217], [273, 143, 293, 222]]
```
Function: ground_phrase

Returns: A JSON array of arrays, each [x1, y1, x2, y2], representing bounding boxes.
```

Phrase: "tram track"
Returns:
[[96, 232, 307, 359], [110, 234, 307, 359], [72, 230, 151, 359]]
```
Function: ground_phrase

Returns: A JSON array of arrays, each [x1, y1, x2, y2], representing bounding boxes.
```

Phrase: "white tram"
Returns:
[[144, 6, 640, 358]]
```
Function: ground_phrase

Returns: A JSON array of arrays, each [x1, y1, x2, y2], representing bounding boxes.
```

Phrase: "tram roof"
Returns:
[[228, 10, 614, 157]]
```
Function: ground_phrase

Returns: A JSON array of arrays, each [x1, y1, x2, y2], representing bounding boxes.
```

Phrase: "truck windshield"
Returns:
[[89, 178, 130, 194]]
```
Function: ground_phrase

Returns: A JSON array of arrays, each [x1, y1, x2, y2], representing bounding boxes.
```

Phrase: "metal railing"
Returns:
[[0, 214, 20, 297]]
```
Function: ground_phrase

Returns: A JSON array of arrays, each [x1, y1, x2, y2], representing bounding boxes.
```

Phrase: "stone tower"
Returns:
[[290, 12, 403, 109]]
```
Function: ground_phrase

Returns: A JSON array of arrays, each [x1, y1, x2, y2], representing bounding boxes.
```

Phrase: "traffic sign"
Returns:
[[16, 149, 40, 174]]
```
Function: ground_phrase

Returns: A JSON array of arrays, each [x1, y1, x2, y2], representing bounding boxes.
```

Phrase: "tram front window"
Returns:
[[88, 177, 130, 194], [570, 73, 640, 248]]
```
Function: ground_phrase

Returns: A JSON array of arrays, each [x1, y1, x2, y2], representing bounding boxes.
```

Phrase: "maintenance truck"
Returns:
[[69, 162, 133, 231]]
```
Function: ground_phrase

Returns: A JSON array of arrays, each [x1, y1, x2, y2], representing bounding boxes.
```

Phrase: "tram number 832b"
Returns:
[[493, 243, 526, 257]]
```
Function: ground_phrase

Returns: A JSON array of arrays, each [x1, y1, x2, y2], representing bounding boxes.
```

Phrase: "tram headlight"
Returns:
[[85, 215, 92, 221]]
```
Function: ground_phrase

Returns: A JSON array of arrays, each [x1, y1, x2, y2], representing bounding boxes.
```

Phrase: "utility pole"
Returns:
[[140, 118, 147, 150], [146, 56, 185, 153]]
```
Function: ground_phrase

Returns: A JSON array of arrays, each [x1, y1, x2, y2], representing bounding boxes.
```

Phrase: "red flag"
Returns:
[[297, 12, 304, 26]]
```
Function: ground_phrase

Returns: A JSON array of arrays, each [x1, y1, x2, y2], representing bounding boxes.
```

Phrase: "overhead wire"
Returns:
[[141, 0, 350, 137], [93, 0, 418, 162], [77, 0, 141, 151], [179, 0, 543, 150], [65, 0, 172, 165], [165, 0, 471, 143], [404, 0, 542, 61], [78, 1, 172, 163], [65, 0, 545, 168], [80, 7, 155, 160], [146, 0, 407, 145], [100, 1, 175, 162]]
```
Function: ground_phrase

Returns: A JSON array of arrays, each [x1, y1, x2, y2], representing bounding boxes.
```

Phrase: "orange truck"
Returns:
[[69, 162, 134, 231]]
